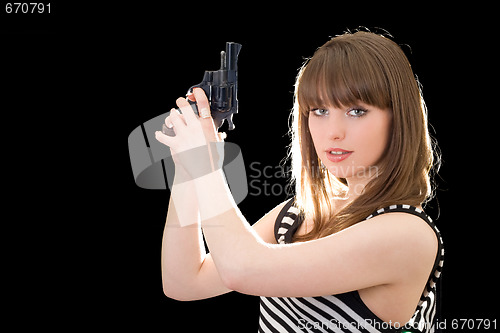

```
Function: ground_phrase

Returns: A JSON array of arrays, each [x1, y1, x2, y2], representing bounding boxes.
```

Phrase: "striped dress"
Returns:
[[258, 199, 444, 333]]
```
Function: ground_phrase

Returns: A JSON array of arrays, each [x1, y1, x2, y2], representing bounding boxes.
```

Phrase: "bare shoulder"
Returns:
[[368, 212, 437, 246], [364, 212, 438, 275], [251, 200, 291, 244]]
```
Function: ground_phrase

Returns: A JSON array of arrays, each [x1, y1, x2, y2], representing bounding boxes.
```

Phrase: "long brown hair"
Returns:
[[290, 31, 439, 242]]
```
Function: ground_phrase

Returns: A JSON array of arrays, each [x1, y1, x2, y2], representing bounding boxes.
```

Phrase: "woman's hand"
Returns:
[[155, 88, 225, 180]]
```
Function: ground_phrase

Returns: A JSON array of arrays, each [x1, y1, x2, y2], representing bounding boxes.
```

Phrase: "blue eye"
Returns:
[[347, 108, 368, 117], [311, 108, 329, 116]]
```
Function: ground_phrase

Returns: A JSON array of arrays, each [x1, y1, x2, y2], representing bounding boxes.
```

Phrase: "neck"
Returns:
[[341, 175, 371, 205]]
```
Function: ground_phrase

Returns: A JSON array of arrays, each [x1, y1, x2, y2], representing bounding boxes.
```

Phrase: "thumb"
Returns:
[[191, 88, 218, 141]]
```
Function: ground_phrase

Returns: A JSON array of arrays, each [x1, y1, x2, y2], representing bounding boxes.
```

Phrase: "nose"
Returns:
[[328, 112, 345, 141]]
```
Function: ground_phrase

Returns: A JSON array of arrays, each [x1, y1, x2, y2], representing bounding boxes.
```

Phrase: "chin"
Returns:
[[326, 165, 354, 179], [326, 163, 380, 180]]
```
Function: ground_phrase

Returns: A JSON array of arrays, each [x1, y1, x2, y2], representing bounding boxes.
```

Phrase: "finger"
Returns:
[[164, 115, 174, 129], [155, 130, 173, 147], [191, 88, 216, 139], [176, 97, 199, 125], [218, 132, 227, 141], [199, 117, 218, 142], [169, 108, 187, 133], [164, 112, 186, 128], [192, 88, 211, 119], [186, 91, 196, 102]]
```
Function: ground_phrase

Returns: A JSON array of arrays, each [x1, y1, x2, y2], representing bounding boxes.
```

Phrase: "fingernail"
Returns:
[[200, 107, 210, 118]]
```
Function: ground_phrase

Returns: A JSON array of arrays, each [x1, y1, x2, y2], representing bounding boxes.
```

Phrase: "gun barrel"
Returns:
[[226, 42, 242, 71]]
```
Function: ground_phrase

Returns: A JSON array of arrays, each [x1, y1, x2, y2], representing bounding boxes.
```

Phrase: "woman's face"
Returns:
[[308, 101, 391, 184]]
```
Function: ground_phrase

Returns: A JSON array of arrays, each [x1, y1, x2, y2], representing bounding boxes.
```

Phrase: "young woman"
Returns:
[[155, 31, 444, 333]]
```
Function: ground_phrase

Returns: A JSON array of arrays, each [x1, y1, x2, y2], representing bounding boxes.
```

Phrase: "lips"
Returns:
[[325, 148, 353, 163]]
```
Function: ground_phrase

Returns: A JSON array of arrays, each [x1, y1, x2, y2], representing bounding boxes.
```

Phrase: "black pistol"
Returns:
[[162, 42, 242, 136]]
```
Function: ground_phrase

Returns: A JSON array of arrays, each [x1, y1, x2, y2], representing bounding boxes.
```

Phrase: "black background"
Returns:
[[2, 2, 498, 331]]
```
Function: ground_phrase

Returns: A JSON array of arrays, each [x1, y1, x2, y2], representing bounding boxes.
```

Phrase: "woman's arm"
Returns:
[[161, 166, 229, 301], [194, 170, 438, 298], [159, 90, 285, 301], [161, 165, 284, 301]]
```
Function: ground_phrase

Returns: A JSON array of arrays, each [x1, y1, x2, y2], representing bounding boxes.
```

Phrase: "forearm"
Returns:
[[161, 171, 206, 297], [193, 169, 266, 288]]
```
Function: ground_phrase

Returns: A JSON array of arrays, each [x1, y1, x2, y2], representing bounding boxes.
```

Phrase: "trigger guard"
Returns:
[[186, 84, 202, 96]]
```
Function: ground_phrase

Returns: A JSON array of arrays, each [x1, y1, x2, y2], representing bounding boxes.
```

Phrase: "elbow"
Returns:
[[218, 243, 265, 294], [161, 265, 201, 301], [217, 260, 250, 294], [162, 280, 198, 302], [162, 283, 187, 301], [219, 269, 239, 292]]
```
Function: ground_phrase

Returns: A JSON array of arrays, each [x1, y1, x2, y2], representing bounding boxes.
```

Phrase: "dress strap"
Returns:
[[274, 198, 304, 244], [365, 204, 430, 223]]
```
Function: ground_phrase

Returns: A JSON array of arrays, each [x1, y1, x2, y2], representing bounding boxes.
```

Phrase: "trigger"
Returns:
[[187, 84, 201, 96]]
